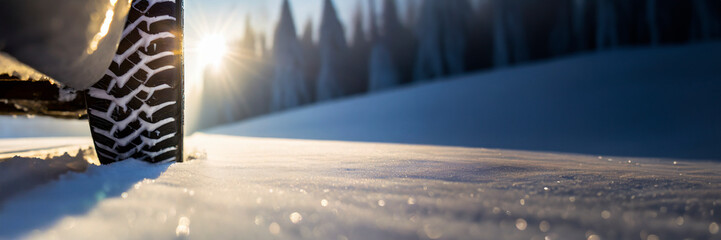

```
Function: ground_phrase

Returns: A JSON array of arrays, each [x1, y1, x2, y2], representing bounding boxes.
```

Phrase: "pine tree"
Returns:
[[368, 0, 399, 91], [369, 43, 400, 91], [241, 16, 257, 55], [316, 0, 348, 101], [690, 0, 721, 41], [413, 0, 445, 80], [646, 0, 659, 45], [596, 0, 619, 49], [348, 7, 370, 95], [301, 20, 319, 102], [238, 17, 270, 119], [465, 0, 494, 71], [442, 0, 472, 75], [271, 0, 310, 111], [369, 0, 380, 42], [404, 0, 419, 31], [506, 2, 529, 63], [572, 0, 590, 51], [381, 0, 416, 85], [547, 0, 572, 57], [492, 0, 510, 67]]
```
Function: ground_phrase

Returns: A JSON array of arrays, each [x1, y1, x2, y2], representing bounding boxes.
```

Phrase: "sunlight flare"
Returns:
[[198, 35, 228, 67]]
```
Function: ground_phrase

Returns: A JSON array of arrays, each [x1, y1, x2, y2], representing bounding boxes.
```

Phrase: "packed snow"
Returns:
[[1, 135, 720, 240], [0, 147, 94, 204]]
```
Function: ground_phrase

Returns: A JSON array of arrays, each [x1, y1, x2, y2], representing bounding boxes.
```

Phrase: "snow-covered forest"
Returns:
[[197, 0, 721, 131]]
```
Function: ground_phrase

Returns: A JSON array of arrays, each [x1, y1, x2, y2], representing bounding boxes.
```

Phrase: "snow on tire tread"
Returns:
[[88, 0, 182, 164]]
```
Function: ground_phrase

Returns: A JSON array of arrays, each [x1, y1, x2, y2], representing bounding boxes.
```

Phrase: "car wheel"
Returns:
[[86, 0, 184, 164]]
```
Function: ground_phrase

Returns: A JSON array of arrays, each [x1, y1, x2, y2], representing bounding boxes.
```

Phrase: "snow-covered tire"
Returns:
[[87, 0, 184, 164]]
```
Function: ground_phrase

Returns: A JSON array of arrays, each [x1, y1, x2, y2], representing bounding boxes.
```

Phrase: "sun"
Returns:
[[198, 34, 228, 67]]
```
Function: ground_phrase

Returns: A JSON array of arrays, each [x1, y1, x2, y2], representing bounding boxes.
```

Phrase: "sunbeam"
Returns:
[[198, 35, 228, 68]]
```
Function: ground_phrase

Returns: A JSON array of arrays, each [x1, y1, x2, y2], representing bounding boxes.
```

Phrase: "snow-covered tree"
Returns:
[[271, 0, 310, 111], [369, 43, 400, 91], [316, 0, 348, 101], [301, 20, 319, 102]]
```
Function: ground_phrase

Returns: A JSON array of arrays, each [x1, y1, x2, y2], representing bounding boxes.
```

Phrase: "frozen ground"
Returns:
[[0, 135, 720, 240], [0, 43, 720, 239]]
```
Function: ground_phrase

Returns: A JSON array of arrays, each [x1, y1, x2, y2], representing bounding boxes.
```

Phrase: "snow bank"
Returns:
[[0, 148, 94, 204], [207, 43, 721, 160], [0, 157, 170, 239]]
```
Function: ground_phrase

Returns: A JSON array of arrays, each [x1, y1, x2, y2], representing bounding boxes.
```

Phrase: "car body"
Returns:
[[0, 0, 131, 90], [0, 0, 185, 164], [0, 0, 132, 119]]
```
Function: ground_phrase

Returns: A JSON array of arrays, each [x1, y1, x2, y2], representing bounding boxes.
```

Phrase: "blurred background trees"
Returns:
[[196, 0, 721, 131]]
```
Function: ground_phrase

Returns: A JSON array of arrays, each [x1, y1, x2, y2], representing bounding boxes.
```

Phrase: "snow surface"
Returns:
[[207, 43, 721, 160], [0, 147, 94, 204], [1, 135, 720, 240]]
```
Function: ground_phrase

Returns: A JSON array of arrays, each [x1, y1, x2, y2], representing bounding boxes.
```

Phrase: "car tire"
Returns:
[[86, 0, 184, 164]]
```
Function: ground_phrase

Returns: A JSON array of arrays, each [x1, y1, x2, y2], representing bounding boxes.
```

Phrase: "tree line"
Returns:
[[197, 0, 721, 130]]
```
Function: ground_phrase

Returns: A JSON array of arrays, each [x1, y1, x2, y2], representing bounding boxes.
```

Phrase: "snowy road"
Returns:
[[1, 134, 720, 240]]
